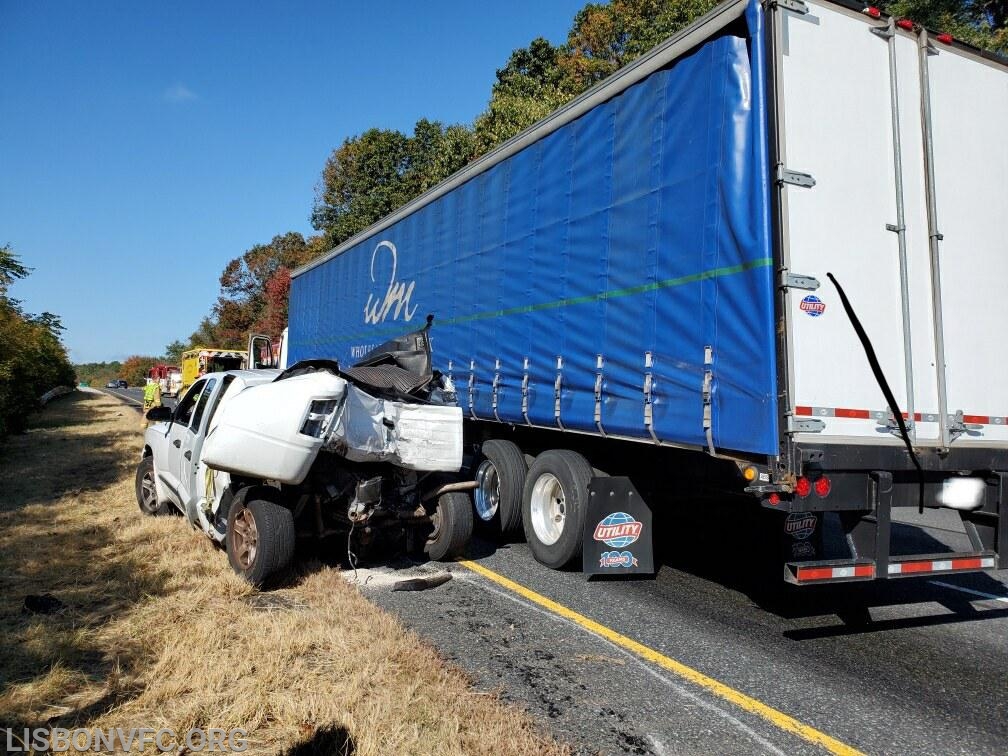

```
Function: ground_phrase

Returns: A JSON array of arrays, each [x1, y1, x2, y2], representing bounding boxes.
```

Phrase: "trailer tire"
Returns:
[[522, 450, 593, 569], [226, 498, 295, 588], [426, 492, 474, 561], [474, 439, 527, 535], [135, 457, 170, 516]]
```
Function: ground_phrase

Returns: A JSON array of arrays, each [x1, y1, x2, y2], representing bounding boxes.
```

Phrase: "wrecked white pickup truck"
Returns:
[[135, 322, 473, 586]]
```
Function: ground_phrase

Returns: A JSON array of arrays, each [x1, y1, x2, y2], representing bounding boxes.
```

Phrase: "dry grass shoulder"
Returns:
[[0, 391, 568, 755]]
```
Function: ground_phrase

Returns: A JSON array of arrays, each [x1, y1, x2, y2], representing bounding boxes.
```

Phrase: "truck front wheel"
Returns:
[[425, 491, 474, 561], [135, 457, 170, 516], [522, 450, 592, 569], [226, 498, 295, 587]]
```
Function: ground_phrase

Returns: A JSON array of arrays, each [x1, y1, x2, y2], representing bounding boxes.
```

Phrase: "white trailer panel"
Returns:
[[926, 47, 1008, 446], [777, 0, 1008, 450]]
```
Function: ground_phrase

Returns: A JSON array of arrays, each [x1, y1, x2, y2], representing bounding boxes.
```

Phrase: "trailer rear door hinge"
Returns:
[[877, 411, 914, 437], [772, 0, 809, 14], [786, 415, 825, 434], [949, 410, 983, 441], [779, 271, 820, 291], [776, 165, 816, 188]]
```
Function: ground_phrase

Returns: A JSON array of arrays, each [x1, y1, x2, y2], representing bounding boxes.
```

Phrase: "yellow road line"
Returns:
[[457, 558, 864, 756]]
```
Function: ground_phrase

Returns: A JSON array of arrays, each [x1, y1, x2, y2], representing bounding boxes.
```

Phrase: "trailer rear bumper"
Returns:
[[785, 553, 998, 585], [769, 443, 1007, 584]]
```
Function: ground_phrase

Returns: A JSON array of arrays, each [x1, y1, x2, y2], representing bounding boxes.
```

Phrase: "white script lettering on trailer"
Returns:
[[364, 240, 418, 325]]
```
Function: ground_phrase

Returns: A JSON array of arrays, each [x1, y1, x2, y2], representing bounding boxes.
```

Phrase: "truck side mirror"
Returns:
[[146, 406, 173, 422]]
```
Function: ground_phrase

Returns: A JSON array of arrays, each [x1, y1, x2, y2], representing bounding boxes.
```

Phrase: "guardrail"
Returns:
[[39, 386, 75, 405]]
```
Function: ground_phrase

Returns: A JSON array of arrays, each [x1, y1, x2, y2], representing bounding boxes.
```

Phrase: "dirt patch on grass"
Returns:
[[0, 391, 568, 755]]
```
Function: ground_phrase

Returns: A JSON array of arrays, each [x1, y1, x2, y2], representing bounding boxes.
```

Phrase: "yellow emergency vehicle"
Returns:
[[180, 347, 247, 394]]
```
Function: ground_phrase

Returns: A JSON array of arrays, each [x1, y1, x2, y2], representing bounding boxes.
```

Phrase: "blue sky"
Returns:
[[0, 0, 587, 363]]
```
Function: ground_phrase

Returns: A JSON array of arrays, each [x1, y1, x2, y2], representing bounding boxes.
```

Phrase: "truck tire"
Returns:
[[226, 498, 295, 588], [522, 450, 593, 569], [135, 457, 170, 516], [425, 491, 474, 561], [474, 439, 527, 535]]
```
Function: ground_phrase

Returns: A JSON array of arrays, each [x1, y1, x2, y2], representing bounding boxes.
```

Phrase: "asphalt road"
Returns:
[[97, 387, 1008, 753], [358, 517, 1008, 756], [101, 386, 177, 410]]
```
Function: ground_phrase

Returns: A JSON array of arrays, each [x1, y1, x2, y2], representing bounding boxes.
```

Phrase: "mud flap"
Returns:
[[784, 510, 824, 563], [583, 477, 654, 576]]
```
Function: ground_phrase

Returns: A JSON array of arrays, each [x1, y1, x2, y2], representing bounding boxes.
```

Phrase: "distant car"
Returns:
[[106, 381, 117, 389], [115, 379, 128, 389]]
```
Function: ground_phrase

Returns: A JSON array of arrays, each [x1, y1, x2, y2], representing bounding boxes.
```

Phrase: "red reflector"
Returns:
[[835, 407, 870, 419], [797, 567, 834, 581], [814, 476, 832, 498], [795, 477, 811, 498], [896, 18, 915, 30], [936, 33, 953, 44], [767, 493, 781, 506], [862, 6, 881, 17], [951, 557, 984, 570]]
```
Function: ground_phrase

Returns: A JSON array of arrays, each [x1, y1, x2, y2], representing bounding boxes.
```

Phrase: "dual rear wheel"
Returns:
[[473, 440, 594, 569]]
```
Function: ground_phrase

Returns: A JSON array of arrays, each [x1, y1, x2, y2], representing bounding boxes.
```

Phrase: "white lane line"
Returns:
[[104, 389, 143, 408], [458, 572, 790, 756], [929, 580, 1008, 604]]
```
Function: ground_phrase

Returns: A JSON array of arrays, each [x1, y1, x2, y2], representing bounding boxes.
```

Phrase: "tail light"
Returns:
[[814, 476, 832, 498], [862, 6, 881, 18], [795, 476, 812, 498]]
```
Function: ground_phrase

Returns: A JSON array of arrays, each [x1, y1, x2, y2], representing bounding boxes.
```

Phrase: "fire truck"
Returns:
[[147, 364, 183, 398]]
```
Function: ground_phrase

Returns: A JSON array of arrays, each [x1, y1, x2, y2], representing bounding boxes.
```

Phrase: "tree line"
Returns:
[[166, 0, 1005, 353], [0, 246, 76, 437]]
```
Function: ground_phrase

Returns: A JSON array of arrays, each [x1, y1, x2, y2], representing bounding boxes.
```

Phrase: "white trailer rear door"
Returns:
[[773, 0, 1008, 449]]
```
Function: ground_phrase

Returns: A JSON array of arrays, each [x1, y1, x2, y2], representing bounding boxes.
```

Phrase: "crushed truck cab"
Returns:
[[136, 324, 471, 587]]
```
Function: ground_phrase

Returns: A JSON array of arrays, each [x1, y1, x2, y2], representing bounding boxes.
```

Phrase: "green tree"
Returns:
[[188, 232, 327, 350], [164, 340, 186, 364], [560, 0, 720, 90], [473, 38, 575, 154], [312, 120, 475, 248], [74, 361, 123, 387], [877, 0, 1006, 50], [119, 355, 160, 387], [0, 244, 31, 294], [0, 245, 75, 437]]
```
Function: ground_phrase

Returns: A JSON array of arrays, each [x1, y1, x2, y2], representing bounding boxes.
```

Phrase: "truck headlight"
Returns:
[[300, 399, 340, 438]]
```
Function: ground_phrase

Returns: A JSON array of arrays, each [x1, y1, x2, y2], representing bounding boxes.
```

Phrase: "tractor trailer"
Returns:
[[287, 0, 1008, 584]]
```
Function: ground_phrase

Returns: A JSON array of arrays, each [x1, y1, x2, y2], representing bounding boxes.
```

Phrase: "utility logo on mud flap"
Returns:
[[800, 295, 826, 317], [599, 551, 639, 568], [593, 512, 643, 548], [785, 511, 817, 540]]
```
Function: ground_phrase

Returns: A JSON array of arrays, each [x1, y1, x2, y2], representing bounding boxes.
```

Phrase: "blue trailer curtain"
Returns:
[[290, 0, 777, 455]]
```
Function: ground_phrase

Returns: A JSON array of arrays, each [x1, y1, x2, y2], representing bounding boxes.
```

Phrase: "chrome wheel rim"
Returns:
[[140, 470, 157, 512], [474, 459, 500, 521], [231, 508, 259, 569], [529, 473, 565, 546]]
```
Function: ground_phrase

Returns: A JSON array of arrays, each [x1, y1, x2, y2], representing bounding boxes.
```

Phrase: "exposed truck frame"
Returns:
[[287, 0, 1008, 585]]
